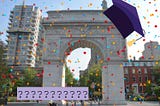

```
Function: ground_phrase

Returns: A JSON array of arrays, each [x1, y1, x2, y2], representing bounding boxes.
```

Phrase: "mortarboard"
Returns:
[[103, 0, 144, 38]]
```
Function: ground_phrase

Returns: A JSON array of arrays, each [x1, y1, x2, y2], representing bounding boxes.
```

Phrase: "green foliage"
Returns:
[[152, 61, 160, 86], [0, 44, 11, 95], [65, 66, 77, 86], [154, 86, 160, 97], [79, 63, 102, 97], [145, 81, 153, 96], [23, 67, 41, 86]]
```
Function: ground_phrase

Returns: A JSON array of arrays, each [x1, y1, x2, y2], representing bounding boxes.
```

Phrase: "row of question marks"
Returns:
[[18, 90, 56, 98], [17, 87, 88, 100], [18, 90, 88, 99]]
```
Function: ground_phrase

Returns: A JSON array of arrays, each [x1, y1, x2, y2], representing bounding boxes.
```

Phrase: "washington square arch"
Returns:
[[42, 5, 128, 105]]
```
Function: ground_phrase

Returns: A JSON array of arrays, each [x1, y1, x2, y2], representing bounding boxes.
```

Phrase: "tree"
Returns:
[[145, 80, 153, 96], [154, 86, 160, 97], [23, 67, 39, 86], [152, 63, 160, 86], [79, 62, 103, 98], [0, 42, 11, 96], [65, 66, 76, 86]]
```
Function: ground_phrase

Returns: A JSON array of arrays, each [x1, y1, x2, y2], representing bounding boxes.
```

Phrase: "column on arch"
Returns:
[[102, 61, 126, 105], [43, 60, 65, 87]]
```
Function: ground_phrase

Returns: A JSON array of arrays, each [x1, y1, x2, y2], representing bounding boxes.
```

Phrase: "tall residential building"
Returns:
[[142, 41, 160, 60], [6, 5, 43, 67]]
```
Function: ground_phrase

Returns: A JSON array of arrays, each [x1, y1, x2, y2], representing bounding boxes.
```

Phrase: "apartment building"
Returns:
[[5, 5, 43, 67]]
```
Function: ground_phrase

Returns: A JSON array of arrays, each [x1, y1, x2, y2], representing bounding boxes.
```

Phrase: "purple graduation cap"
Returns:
[[103, 0, 144, 38]]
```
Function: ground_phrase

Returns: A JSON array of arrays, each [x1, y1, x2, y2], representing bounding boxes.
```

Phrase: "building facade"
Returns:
[[123, 60, 156, 97], [5, 5, 43, 67], [142, 41, 160, 60]]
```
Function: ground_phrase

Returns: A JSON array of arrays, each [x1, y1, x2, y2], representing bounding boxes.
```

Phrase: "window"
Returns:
[[13, 24, 18, 27], [23, 36, 28, 40], [124, 68, 128, 74], [27, 12, 31, 16], [139, 77, 142, 82], [138, 69, 141, 74], [10, 41, 15, 45], [144, 68, 148, 74], [139, 86, 142, 93], [145, 76, 148, 81], [132, 77, 136, 82], [132, 69, 135, 74], [124, 77, 128, 82], [14, 12, 19, 16]]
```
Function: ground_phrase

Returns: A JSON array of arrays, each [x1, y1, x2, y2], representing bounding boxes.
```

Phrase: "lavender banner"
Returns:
[[17, 87, 88, 100]]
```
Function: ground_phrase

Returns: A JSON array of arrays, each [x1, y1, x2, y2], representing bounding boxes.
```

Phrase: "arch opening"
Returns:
[[63, 40, 104, 99]]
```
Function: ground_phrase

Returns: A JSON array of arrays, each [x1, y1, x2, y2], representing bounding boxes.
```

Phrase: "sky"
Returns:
[[0, 0, 160, 79]]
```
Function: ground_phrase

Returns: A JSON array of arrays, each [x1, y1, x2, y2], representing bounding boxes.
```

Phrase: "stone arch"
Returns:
[[42, 10, 126, 105]]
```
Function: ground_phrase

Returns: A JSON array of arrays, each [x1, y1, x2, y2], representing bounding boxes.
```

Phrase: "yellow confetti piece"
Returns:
[[68, 60, 72, 63], [52, 83, 56, 86], [89, 3, 93, 6], [26, 82, 30, 85], [111, 35, 115, 38], [111, 82, 115, 86], [127, 39, 136, 47], [112, 41, 116, 45], [119, 64, 123, 68], [150, 13, 154, 16], [61, 2, 64, 5], [62, 75, 65, 78]]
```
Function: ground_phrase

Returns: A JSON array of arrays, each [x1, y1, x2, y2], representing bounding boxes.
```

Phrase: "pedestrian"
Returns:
[[4, 94, 8, 105], [36, 100, 39, 103], [48, 100, 53, 106]]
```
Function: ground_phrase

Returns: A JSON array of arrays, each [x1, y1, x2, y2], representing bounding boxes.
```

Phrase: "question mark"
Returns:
[[25, 91, 29, 98], [77, 91, 81, 98], [57, 91, 62, 98], [50, 91, 55, 98], [31, 91, 36, 98], [70, 91, 75, 98], [18, 91, 23, 98], [83, 91, 87, 98], [63, 91, 68, 98], [38, 91, 42, 98], [44, 91, 49, 98]]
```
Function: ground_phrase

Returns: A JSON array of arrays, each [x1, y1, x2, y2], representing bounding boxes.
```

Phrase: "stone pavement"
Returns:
[[4, 101, 160, 106]]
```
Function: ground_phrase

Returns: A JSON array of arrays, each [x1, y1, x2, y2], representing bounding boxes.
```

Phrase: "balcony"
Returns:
[[32, 19, 36, 23], [27, 57, 33, 61], [8, 23, 12, 25], [10, 14, 13, 18], [28, 43, 34, 47], [31, 22, 36, 27], [27, 48, 33, 52], [27, 52, 34, 57], [25, 62, 32, 67], [7, 28, 32, 33], [32, 14, 37, 18], [3, 52, 8, 55], [28, 39, 34, 43], [9, 17, 13, 22]]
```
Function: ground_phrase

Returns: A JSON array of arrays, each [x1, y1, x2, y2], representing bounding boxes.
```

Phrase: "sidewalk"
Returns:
[[6, 101, 160, 106]]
